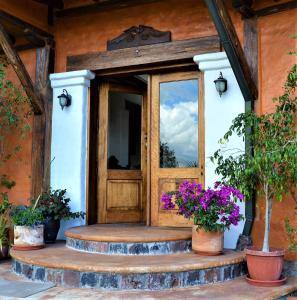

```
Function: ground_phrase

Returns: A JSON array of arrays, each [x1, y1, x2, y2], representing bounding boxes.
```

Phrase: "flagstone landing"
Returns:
[[1, 261, 297, 299], [11, 242, 246, 290]]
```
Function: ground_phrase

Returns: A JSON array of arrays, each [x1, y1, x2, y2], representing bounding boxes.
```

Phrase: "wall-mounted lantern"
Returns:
[[214, 72, 228, 97], [58, 89, 71, 110]]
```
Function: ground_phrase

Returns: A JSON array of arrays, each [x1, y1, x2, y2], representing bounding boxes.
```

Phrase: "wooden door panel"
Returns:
[[107, 180, 142, 210], [150, 71, 205, 227], [97, 82, 147, 224]]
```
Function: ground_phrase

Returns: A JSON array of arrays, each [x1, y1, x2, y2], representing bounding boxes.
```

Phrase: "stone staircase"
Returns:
[[9, 224, 297, 298]]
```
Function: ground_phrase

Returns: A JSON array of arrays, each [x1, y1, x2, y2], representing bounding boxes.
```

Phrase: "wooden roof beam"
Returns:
[[0, 10, 54, 46], [255, 1, 297, 17], [232, 0, 254, 18], [56, 0, 162, 18], [0, 23, 43, 114], [233, 0, 297, 18], [203, 0, 258, 102]]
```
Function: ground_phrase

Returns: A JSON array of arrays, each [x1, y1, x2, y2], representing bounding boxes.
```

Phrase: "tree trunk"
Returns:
[[262, 187, 273, 252]]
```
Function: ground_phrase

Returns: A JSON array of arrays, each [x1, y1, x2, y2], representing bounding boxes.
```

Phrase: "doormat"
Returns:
[[0, 279, 55, 298]]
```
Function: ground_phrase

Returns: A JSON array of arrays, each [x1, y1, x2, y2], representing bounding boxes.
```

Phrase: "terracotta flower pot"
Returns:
[[192, 226, 224, 255], [246, 247, 285, 285], [13, 225, 45, 251]]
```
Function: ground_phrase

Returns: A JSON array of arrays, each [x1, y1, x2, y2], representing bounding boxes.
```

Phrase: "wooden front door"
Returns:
[[150, 71, 205, 227], [98, 82, 147, 223]]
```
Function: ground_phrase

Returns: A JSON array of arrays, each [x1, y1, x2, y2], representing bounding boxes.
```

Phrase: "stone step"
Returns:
[[65, 224, 192, 255], [10, 242, 246, 290]]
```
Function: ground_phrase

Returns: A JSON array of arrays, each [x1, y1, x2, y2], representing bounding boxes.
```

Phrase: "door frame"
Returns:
[[86, 63, 202, 225]]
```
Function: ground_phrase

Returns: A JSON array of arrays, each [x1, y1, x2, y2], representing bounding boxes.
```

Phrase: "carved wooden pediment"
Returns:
[[107, 25, 171, 51]]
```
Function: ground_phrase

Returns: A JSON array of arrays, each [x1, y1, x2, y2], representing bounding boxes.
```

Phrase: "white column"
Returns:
[[194, 52, 245, 249], [50, 70, 95, 239]]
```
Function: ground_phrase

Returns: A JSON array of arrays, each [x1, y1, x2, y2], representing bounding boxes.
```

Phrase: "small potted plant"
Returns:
[[37, 189, 85, 243], [11, 201, 45, 251], [211, 60, 297, 285], [161, 181, 244, 255]]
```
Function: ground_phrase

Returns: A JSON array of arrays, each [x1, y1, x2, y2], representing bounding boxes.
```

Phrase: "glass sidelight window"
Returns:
[[159, 79, 199, 168], [108, 91, 142, 170]]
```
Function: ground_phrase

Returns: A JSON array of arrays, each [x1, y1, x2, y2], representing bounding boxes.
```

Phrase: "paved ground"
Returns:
[[0, 260, 296, 300]]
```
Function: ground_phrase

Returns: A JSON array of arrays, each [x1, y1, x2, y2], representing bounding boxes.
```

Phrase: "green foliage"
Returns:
[[36, 189, 85, 221], [211, 53, 297, 251], [0, 215, 9, 251], [10, 206, 44, 227], [285, 218, 297, 252], [0, 194, 11, 251]]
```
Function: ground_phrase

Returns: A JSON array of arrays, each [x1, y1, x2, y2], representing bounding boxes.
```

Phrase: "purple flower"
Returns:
[[160, 180, 244, 231]]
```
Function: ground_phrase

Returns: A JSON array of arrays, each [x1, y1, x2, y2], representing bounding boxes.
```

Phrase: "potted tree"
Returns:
[[11, 196, 45, 250], [161, 181, 243, 255], [211, 62, 297, 286], [37, 189, 85, 243]]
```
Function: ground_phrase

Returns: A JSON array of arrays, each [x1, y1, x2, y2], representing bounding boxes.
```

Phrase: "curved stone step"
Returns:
[[11, 243, 246, 290], [65, 225, 192, 255]]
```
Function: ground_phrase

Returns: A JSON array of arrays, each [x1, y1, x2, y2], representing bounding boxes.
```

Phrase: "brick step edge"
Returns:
[[12, 259, 247, 290], [66, 237, 192, 255]]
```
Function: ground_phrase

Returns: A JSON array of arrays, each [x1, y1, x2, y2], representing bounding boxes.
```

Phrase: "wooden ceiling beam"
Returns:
[[0, 10, 53, 45], [232, 0, 254, 18], [0, 23, 43, 114], [56, 0, 162, 18], [31, 0, 64, 9], [254, 1, 297, 17], [233, 0, 297, 18], [204, 0, 258, 101]]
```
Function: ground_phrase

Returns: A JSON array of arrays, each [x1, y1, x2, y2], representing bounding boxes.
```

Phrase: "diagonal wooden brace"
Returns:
[[0, 23, 43, 114]]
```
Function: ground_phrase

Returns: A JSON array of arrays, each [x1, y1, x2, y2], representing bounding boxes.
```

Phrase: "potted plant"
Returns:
[[161, 181, 244, 255], [37, 189, 85, 243], [0, 194, 11, 259], [11, 199, 45, 250], [211, 61, 297, 285]]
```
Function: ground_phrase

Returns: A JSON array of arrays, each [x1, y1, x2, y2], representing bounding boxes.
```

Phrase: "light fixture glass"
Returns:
[[58, 89, 71, 110], [214, 72, 228, 97]]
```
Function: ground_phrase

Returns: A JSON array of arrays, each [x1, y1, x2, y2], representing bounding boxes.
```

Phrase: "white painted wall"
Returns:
[[50, 70, 95, 239], [194, 52, 245, 249]]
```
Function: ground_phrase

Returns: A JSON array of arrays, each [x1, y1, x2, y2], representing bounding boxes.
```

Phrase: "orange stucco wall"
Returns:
[[0, 0, 296, 256], [0, 51, 36, 206]]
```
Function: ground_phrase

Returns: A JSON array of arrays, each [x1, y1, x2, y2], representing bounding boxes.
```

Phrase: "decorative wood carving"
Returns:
[[107, 25, 171, 51]]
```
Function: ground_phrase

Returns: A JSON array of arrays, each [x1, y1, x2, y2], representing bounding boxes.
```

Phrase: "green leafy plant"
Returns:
[[211, 58, 297, 252], [0, 215, 9, 251], [37, 189, 85, 221], [285, 218, 297, 252], [0, 194, 11, 252], [10, 206, 44, 227]]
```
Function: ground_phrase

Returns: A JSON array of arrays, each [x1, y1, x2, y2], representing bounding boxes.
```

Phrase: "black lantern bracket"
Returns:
[[214, 72, 228, 97], [58, 89, 72, 110]]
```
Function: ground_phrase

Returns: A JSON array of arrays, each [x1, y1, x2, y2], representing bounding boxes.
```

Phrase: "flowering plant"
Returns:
[[36, 189, 85, 221], [161, 181, 244, 232]]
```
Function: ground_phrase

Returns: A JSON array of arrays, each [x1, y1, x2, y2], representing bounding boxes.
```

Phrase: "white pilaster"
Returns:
[[50, 70, 95, 239], [194, 52, 245, 249]]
